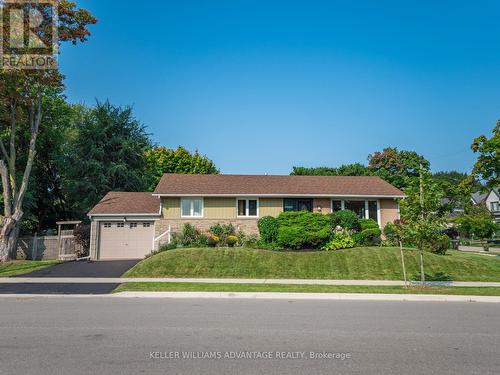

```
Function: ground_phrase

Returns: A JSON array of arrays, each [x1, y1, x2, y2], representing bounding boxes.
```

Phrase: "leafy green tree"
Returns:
[[290, 163, 371, 176], [471, 121, 499, 190], [399, 166, 445, 284], [368, 147, 430, 189], [0, 1, 96, 261], [26, 97, 82, 231], [433, 170, 476, 214], [432, 171, 468, 186], [145, 146, 219, 190], [454, 207, 498, 246], [64, 101, 151, 219]]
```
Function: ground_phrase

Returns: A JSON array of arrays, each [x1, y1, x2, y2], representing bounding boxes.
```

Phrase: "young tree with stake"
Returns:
[[399, 165, 445, 285]]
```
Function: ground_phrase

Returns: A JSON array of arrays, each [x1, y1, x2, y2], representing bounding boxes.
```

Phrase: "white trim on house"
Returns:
[[88, 213, 161, 217], [180, 197, 204, 218], [152, 193, 405, 198], [377, 199, 382, 224], [236, 197, 259, 218]]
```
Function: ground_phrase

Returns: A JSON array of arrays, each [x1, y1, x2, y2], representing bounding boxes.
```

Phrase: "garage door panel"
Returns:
[[99, 221, 154, 259]]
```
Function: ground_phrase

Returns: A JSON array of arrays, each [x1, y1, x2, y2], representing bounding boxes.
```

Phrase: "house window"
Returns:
[[103, 223, 111, 228], [117, 222, 124, 228], [129, 222, 137, 229], [332, 200, 342, 212], [181, 198, 203, 217], [331, 199, 380, 224], [491, 201, 499, 212], [283, 198, 313, 212], [344, 200, 365, 218], [143, 222, 151, 228], [237, 199, 258, 217]]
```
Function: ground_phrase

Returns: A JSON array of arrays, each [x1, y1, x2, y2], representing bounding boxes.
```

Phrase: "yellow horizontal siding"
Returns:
[[259, 198, 283, 217], [162, 197, 180, 219], [204, 197, 236, 219]]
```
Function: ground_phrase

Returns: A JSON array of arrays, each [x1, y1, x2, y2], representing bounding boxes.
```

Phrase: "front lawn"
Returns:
[[124, 247, 500, 281], [0, 260, 59, 277], [114, 282, 500, 296]]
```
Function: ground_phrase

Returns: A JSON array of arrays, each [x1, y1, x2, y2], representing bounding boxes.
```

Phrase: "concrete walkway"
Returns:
[[458, 245, 500, 254], [2, 277, 500, 287]]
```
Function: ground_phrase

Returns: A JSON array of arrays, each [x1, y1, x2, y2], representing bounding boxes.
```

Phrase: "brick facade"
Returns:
[[155, 218, 259, 246]]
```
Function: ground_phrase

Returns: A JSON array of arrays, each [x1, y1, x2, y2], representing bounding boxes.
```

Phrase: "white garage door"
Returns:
[[98, 221, 155, 259]]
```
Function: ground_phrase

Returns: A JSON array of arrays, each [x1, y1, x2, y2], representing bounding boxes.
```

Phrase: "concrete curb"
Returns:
[[2, 277, 500, 287], [109, 291, 500, 302], [1, 291, 500, 303]]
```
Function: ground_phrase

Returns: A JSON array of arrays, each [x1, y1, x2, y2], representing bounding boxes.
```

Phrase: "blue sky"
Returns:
[[60, 0, 500, 174]]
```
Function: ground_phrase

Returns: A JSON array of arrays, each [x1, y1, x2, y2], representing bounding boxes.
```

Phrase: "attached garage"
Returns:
[[98, 221, 155, 259], [88, 192, 161, 260]]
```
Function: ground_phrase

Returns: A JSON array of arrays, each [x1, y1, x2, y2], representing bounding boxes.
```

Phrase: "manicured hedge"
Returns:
[[258, 216, 279, 244], [276, 211, 331, 249]]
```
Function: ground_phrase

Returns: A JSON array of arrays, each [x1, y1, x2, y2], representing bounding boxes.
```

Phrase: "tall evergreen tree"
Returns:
[[64, 101, 151, 219]]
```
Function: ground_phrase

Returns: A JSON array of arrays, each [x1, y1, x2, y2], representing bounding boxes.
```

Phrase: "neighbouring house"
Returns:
[[471, 188, 500, 223], [88, 174, 404, 260]]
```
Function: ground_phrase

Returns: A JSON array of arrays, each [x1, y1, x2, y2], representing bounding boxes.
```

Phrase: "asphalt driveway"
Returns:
[[1, 259, 140, 295], [16, 259, 140, 278]]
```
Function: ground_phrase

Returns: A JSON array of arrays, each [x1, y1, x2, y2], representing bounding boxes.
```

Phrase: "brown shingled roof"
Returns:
[[153, 174, 404, 197], [88, 192, 160, 216]]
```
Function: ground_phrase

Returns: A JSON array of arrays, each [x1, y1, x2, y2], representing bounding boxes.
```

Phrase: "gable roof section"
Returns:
[[471, 188, 499, 204], [88, 192, 160, 216], [471, 191, 488, 204], [153, 174, 404, 197]]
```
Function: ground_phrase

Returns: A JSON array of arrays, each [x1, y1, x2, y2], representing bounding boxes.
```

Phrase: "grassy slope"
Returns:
[[0, 260, 58, 277], [124, 247, 500, 281], [114, 282, 500, 296]]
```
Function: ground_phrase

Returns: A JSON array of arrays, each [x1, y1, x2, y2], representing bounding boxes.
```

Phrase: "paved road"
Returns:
[[0, 260, 139, 294], [0, 298, 498, 375]]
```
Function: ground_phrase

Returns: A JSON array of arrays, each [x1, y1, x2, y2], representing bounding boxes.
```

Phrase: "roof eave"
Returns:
[[87, 213, 162, 217], [152, 193, 405, 198]]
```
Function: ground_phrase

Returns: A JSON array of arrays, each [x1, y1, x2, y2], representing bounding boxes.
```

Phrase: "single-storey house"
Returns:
[[88, 174, 404, 260]]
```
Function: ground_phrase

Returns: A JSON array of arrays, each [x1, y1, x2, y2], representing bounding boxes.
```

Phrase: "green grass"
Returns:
[[114, 282, 500, 296], [124, 247, 500, 281], [0, 260, 58, 277]]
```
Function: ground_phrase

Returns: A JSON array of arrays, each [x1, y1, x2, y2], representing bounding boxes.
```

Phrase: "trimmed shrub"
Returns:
[[322, 232, 355, 251], [276, 211, 331, 249], [424, 234, 450, 255], [359, 219, 379, 230], [258, 216, 279, 244], [352, 227, 382, 246], [353, 218, 382, 246], [329, 210, 361, 231]]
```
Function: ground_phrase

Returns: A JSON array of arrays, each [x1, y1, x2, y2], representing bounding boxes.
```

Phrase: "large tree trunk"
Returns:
[[0, 217, 20, 261], [0, 96, 41, 262]]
